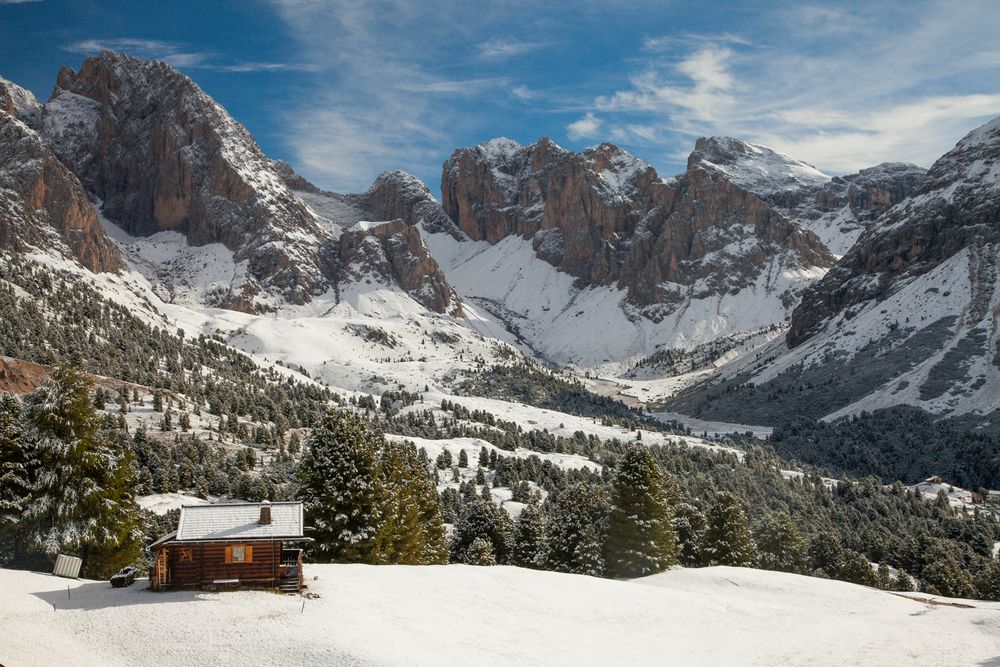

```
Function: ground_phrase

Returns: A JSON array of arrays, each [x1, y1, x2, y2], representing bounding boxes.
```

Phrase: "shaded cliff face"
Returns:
[[789, 115, 1000, 348], [0, 76, 42, 123], [0, 112, 121, 273], [40, 50, 330, 307], [350, 170, 462, 238], [688, 136, 927, 255], [339, 219, 463, 316], [441, 137, 833, 312]]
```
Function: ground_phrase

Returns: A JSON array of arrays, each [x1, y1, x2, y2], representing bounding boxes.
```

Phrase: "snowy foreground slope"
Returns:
[[2, 565, 999, 667]]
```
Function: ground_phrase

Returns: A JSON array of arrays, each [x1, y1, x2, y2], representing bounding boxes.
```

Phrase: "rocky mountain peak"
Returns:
[[0, 76, 41, 123], [688, 136, 831, 197], [350, 170, 461, 237], [442, 135, 834, 318], [0, 112, 121, 273], [338, 219, 463, 316], [788, 113, 1000, 348], [41, 50, 330, 310]]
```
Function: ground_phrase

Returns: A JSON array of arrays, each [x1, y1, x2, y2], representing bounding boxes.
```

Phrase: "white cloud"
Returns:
[[477, 37, 545, 59], [567, 113, 601, 140], [583, 3, 1000, 173], [511, 85, 534, 102]]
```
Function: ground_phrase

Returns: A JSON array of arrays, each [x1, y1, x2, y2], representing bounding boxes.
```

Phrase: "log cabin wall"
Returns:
[[162, 540, 283, 588]]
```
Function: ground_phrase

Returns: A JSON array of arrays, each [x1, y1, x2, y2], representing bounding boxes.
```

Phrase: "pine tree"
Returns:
[[754, 511, 806, 573], [674, 502, 707, 567], [18, 367, 143, 576], [458, 449, 469, 468], [541, 484, 609, 576], [372, 440, 447, 565], [0, 393, 35, 564], [466, 536, 496, 566], [973, 561, 1000, 601], [922, 556, 974, 598], [513, 501, 545, 568], [450, 497, 514, 564], [479, 447, 489, 468], [702, 492, 757, 567], [297, 411, 385, 563], [604, 447, 678, 578]]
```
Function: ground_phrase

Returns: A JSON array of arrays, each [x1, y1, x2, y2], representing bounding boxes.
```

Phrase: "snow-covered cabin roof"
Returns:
[[172, 502, 305, 542]]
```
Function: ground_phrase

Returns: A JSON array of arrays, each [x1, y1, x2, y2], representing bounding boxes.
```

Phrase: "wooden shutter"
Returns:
[[224, 546, 232, 563], [245, 546, 253, 563]]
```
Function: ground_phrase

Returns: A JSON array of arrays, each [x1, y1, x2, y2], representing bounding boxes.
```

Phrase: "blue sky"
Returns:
[[2, 1, 1000, 194]]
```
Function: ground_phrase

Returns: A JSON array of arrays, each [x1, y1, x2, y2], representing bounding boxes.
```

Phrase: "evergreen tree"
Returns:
[[450, 497, 514, 564], [373, 440, 448, 565], [19, 367, 143, 576], [605, 447, 678, 578], [297, 411, 385, 563], [702, 492, 757, 567], [922, 555, 975, 598], [512, 501, 545, 568], [466, 536, 496, 565], [973, 560, 1000, 601], [674, 502, 707, 567], [541, 484, 609, 576], [479, 446, 489, 468], [458, 449, 469, 468], [0, 393, 35, 564], [754, 511, 806, 573]]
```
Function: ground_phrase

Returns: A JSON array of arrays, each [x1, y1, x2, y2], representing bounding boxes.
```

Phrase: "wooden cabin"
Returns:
[[149, 501, 309, 592]]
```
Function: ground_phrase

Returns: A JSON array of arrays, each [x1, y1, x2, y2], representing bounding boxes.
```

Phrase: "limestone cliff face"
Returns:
[[788, 114, 1000, 347], [350, 170, 461, 237], [0, 112, 121, 273], [339, 219, 463, 316], [442, 137, 833, 311], [40, 50, 331, 307]]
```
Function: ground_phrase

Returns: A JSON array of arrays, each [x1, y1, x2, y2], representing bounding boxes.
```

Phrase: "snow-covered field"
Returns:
[[2, 565, 998, 666]]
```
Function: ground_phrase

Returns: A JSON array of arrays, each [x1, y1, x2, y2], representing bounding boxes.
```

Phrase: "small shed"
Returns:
[[149, 501, 309, 592]]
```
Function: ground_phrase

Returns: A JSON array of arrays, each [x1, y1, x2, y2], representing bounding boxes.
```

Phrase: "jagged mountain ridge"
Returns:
[[667, 114, 1000, 427], [689, 137, 927, 255]]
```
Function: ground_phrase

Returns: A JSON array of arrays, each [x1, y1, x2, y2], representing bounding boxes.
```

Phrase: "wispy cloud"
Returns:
[[62, 38, 314, 74], [477, 37, 546, 60], [579, 3, 1000, 173], [0, 0, 43, 4]]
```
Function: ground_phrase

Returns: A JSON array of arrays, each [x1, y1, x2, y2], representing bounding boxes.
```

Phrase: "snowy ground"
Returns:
[[2, 565, 999, 666]]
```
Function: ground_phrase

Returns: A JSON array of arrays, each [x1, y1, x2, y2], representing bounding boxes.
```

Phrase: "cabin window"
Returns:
[[224, 545, 253, 564]]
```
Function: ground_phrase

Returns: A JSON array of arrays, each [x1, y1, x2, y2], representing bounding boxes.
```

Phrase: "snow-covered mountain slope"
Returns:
[[668, 115, 1000, 426], [4, 565, 998, 667], [423, 227, 817, 370], [689, 137, 927, 256], [0, 76, 42, 123]]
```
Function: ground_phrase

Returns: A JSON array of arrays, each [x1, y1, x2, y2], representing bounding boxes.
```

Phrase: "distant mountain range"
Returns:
[[2, 50, 999, 430]]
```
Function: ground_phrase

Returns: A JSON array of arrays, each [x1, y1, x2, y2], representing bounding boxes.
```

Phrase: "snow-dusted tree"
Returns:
[[449, 496, 514, 565], [457, 449, 469, 468], [512, 501, 545, 568], [674, 502, 707, 567], [702, 492, 757, 567], [974, 561, 1000, 601], [0, 393, 35, 564], [754, 511, 806, 573], [373, 440, 447, 565], [604, 447, 678, 578], [466, 536, 495, 566], [19, 367, 143, 577], [297, 410, 385, 563], [541, 484, 609, 576], [922, 555, 974, 598]]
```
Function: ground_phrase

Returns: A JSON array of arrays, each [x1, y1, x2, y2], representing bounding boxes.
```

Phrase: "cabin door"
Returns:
[[156, 548, 169, 587]]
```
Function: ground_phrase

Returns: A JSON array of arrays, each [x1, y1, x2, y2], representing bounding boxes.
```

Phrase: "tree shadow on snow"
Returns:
[[32, 577, 221, 611]]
